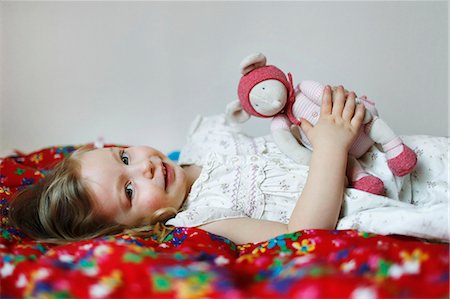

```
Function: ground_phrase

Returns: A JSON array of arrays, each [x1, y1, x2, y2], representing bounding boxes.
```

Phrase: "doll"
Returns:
[[226, 53, 417, 196]]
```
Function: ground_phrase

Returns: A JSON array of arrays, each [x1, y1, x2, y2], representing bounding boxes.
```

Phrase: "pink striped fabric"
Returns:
[[271, 80, 378, 158]]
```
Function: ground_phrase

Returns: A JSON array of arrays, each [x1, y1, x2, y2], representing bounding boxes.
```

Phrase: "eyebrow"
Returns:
[[109, 147, 120, 163]]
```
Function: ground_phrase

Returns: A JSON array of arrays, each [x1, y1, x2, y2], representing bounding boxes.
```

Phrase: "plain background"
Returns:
[[0, 1, 448, 154]]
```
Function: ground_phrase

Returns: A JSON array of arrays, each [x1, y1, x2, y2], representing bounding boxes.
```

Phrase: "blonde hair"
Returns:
[[8, 146, 176, 244]]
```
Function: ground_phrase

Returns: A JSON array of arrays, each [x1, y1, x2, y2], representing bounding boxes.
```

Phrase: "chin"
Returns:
[[175, 166, 186, 184]]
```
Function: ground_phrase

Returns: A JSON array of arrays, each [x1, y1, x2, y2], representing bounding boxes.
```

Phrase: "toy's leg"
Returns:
[[347, 155, 385, 196], [365, 117, 417, 176]]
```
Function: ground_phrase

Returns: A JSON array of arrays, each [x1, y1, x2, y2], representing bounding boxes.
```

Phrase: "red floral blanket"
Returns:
[[1, 146, 449, 298]]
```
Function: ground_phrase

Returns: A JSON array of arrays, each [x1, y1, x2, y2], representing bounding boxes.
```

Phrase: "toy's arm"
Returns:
[[298, 80, 324, 106], [299, 80, 352, 104], [299, 80, 373, 124], [271, 115, 312, 165]]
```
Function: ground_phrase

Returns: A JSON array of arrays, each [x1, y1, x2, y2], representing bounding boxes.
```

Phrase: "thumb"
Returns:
[[300, 118, 313, 135]]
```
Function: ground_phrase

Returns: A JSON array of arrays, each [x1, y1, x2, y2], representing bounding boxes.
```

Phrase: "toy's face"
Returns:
[[249, 80, 287, 116]]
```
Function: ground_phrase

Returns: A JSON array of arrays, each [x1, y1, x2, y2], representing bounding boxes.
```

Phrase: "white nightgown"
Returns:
[[166, 114, 449, 242]]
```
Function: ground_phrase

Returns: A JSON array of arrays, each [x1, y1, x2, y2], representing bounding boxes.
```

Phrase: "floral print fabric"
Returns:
[[1, 144, 449, 298]]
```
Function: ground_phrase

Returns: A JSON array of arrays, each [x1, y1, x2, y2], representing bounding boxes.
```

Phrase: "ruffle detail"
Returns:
[[167, 152, 268, 227]]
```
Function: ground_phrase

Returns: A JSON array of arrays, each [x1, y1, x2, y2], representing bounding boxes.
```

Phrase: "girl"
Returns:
[[8, 86, 448, 244]]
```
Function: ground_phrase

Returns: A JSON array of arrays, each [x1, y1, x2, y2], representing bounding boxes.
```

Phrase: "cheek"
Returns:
[[139, 189, 166, 213]]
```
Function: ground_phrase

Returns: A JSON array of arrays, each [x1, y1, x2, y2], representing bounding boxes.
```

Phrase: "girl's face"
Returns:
[[79, 146, 188, 227]]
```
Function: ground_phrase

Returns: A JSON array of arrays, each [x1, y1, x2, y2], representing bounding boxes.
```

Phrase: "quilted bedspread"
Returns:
[[1, 145, 449, 298]]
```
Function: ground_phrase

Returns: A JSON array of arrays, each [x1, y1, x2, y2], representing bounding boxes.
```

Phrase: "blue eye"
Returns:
[[125, 183, 134, 201], [120, 150, 129, 165]]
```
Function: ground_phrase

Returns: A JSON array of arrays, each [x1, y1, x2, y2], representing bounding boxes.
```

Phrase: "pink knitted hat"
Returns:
[[238, 65, 291, 118]]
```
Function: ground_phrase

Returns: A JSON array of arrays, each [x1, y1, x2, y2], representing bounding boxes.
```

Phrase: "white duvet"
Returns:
[[336, 135, 449, 242]]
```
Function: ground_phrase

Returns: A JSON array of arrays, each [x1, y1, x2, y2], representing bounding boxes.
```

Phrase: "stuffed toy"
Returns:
[[226, 53, 417, 196]]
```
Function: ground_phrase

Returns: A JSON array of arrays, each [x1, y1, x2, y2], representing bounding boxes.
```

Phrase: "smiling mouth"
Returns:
[[162, 162, 167, 189], [162, 162, 171, 190]]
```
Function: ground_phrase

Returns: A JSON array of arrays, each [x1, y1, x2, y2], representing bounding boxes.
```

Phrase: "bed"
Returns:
[[1, 142, 449, 298]]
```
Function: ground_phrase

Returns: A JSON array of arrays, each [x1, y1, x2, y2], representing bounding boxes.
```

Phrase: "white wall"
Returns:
[[1, 1, 448, 154], [0, 3, 3, 154]]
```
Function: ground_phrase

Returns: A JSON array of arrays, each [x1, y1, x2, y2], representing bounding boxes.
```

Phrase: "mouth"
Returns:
[[162, 161, 173, 191]]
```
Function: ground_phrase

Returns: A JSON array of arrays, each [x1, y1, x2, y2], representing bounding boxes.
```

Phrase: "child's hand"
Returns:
[[300, 85, 366, 152], [332, 85, 368, 101]]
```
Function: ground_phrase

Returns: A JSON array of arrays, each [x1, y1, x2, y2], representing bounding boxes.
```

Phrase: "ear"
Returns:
[[226, 99, 251, 123], [240, 52, 267, 75]]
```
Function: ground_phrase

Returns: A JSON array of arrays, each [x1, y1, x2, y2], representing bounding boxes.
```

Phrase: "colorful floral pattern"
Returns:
[[1, 145, 449, 298]]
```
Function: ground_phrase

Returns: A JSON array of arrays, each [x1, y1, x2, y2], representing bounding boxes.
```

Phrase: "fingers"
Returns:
[[331, 86, 346, 117], [300, 118, 313, 135], [351, 101, 366, 128], [320, 85, 332, 115], [322, 84, 365, 129], [342, 91, 357, 121], [332, 86, 350, 98]]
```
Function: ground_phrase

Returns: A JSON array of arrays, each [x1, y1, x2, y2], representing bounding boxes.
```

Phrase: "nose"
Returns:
[[133, 159, 154, 179], [272, 100, 283, 109]]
